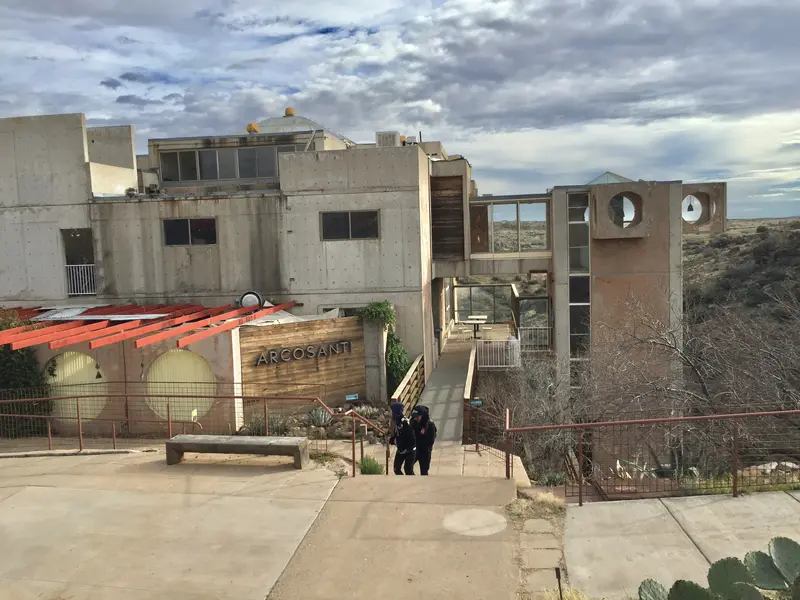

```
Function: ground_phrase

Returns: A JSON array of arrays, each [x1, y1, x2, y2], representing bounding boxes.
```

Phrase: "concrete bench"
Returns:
[[165, 435, 310, 469]]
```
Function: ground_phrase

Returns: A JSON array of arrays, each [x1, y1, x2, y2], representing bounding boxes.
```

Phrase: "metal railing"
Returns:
[[518, 326, 551, 352], [504, 407, 800, 505], [475, 339, 521, 369], [65, 264, 97, 296]]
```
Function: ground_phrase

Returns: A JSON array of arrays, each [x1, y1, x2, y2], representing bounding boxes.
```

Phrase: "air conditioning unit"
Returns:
[[376, 131, 401, 147], [406, 135, 418, 145]]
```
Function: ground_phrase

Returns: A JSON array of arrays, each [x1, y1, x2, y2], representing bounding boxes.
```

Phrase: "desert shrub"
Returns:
[[359, 456, 384, 475], [756, 225, 769, 233], [309, 408, 333, 427], [242, 414, 288, 436]]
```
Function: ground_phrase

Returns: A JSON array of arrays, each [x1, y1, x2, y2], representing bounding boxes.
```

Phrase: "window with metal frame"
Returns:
[[163, 218, 218, 246], [320, 211, 380, 241]]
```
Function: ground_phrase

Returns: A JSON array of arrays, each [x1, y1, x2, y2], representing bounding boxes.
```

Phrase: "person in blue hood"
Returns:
[[389, 401, 416, 475]]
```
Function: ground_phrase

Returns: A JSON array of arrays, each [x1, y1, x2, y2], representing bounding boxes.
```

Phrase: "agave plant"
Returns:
[[309, 408, 333, 428], [638, 536, 800, 600]]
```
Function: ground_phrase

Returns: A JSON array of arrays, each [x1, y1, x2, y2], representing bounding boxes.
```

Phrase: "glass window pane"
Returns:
[[491, 203, 518, 253], [238, 148, 257, 178], [570, 335, 590, 357], [470, 287, 494, 319], [455, 287, 471, 317], [163, 219, 189, 246], [198, 150, 218, 180], [519, 202, 547, 251], [569, 305, 590, 334], [569, 247, 590, 272], [520, 298, 549, 327], [568, 193, 589, 208], [350, 211, 379, 239], [178, 151, 197, 181], [321, 212, 350, 240], [160, 152, 179, 182], [568, 206, 588, 222], [190, 219, 217, 245], [256, 146, 278, 178], [493, 286, 513, 323], [469, 205, 490, 253], [569, 276, 590, 304], [568, 223, 589, 248], [218, 149, 236, 179]]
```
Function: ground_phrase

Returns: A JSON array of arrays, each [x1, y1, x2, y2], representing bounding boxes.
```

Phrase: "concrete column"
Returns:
[[364, 320, 389, 403], [551, 189, 570, 393]]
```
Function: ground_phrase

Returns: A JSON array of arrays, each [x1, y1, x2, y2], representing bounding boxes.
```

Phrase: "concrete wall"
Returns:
[[90, 193, 284, 305], [89, 163, 138, 196], [87, 126, 136, 170], [278, 146, 433, 361], [0, 114, 93, 303]]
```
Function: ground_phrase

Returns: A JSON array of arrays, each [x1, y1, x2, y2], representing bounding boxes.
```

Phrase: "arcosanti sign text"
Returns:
[[255, 341, 352, 366]]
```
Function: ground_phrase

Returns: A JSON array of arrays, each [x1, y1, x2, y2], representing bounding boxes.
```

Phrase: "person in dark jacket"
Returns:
[[410, 405, 437, 476], [389, 401, 416, 475]]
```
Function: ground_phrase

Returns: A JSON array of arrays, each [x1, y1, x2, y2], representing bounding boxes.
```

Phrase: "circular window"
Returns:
[[682, 195, 702, 223], [145, 349, 216, 421], [44, 351, 108, 420], [608, 193, 642, 228]]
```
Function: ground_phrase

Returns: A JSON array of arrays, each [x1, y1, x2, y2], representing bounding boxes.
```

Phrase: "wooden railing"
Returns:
[[461, 346, 477, 443], [390, 354, 425, 414]]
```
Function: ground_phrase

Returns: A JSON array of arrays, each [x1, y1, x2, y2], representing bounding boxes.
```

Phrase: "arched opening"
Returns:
[[44, 351, 108, 421], [145, 349, 216, 421]]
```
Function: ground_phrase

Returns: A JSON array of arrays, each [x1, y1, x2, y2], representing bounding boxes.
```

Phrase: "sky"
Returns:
[[1, 0, 799, 219]]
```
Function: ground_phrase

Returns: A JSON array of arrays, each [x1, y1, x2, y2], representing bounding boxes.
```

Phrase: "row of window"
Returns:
[[160, 211, 381, 247], [160, 145, 300, 183]]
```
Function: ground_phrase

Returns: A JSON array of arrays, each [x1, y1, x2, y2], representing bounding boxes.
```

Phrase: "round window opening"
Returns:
[[682, 195, 703, 223], [145, 349, 216, 421], [44, 351, 108, 421], [608, 193, 642, 228]]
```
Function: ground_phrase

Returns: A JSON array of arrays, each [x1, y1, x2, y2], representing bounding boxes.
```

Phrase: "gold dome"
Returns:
[[285, 107, 296, 117], [246, 123, 260, 134]]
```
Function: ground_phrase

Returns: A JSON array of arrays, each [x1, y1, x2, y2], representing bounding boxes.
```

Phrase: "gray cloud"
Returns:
[[100, 77, 123, 90], [116, 94, 161, 106]]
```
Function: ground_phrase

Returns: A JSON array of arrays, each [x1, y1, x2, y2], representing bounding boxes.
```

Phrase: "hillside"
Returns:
[[684, 218, 800, 313]]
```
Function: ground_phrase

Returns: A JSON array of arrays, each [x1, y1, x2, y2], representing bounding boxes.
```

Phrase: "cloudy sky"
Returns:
[[1, 0, 799, 218]]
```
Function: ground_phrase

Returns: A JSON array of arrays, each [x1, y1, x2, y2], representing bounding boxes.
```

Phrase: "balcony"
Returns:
[[65, 264, 97, 296], [518, 327, 551, 353], [475, 339, 521, 369]]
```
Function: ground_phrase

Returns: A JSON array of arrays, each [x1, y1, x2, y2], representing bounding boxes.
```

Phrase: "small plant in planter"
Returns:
[[638, 536, 800, 600]]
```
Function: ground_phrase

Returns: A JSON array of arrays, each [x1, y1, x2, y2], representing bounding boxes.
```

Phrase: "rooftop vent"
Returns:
[[376, 131, 401, 147]]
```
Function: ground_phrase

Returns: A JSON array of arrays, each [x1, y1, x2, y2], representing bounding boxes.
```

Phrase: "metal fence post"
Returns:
[[263, 399, 268, 437], [578, 428, 584, 507], [47, 418, 52, 451], [112, 422, 117, 450], [732, 425, 740, 498], [76, 399, 83, 452], [351, 417, 357, 478], [166, 397, 172, 439], [475, 409, 480, 452]]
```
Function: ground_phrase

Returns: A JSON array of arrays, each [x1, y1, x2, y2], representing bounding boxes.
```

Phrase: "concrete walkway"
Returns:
[[564, 491, 800, 599], [268, 475, 520, 600], [422, 341, 473, 442], [0, 451, 339, 599]]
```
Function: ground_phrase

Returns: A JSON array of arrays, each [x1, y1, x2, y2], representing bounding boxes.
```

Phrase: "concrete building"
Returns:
[[0, 110, 727, 394]]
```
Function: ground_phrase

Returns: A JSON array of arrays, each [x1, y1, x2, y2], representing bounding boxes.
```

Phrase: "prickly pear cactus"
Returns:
[[708, 557, 754, 599], [770, 537, 800, 584], [639, 579, 668, 600], [667, 580, 716, 600], [729, 582, 763, 600], [745, 550, 789, 590]]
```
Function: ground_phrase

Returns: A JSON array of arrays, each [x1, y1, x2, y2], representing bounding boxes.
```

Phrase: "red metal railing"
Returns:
[[504, 407, 800, 505]]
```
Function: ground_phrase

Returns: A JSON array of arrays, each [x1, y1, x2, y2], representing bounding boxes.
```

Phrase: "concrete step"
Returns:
[[330, 474, 517, 506]]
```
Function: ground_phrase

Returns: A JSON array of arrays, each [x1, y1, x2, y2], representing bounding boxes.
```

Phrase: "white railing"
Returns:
[[65, 264, 97, 296], [475, 339, 521, 369], [518, 327, 551, 352]]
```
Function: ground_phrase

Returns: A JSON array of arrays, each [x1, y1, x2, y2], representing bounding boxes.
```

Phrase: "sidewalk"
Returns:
[[422, 341, 473, 442]]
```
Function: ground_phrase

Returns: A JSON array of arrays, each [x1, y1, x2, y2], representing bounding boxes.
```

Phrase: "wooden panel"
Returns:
[[431, 176, 465, 260], [239, 317, 366, 406], [390, 354, 425, 414]]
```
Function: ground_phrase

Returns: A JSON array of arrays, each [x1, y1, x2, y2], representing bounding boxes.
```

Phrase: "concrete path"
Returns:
[[564, 492, 800, 599], [0, 451, 339, 599], [421, 341, 473, 442], [268, 475, 520, 600]]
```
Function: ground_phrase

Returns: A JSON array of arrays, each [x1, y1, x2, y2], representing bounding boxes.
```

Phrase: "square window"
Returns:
[[256, 146, 278, 178], [570, 334, 590, 357], [178, 151, 198, 181], [569, 305, 590, 334], [568, 193, 589, 208], [163, 219, 190, 246], [568, 223, 589, 248], [321, 212, 350, 240], [569, 247, 590, 272], [198, 150, 218, 180], [218, 149, 236, 179], [238, 148, 257, 178], [350, 211, 379, 239], [190, 219, 217, 245], [160, 152, 179, 182], [569, 276, 590, 304]]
